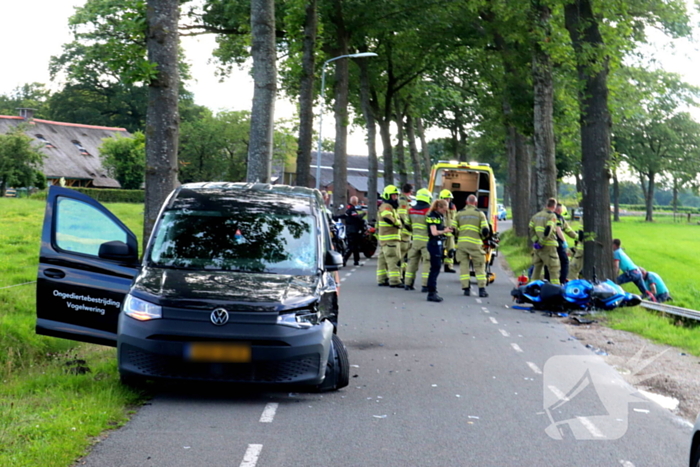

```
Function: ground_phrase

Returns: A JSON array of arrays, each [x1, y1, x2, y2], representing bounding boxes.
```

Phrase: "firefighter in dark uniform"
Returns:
[[376, 185, 403, 287], [404, 188, 432, 292], [425, 199, 453, 302], [453, 194, 490, 297], [528, 197, 561, 284]]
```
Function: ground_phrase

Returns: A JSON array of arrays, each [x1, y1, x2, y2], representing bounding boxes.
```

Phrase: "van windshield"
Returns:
[[149, 209, 317, 275]]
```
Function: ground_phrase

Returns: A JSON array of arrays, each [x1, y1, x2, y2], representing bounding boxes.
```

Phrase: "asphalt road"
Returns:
[[80, 229, 693, 466]]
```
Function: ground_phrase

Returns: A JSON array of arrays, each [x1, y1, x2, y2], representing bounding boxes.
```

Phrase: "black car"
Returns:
[[36, 183, 349, 391]]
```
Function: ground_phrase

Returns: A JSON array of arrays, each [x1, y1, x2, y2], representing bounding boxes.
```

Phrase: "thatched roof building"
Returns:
[[0, 109, 128, 188]]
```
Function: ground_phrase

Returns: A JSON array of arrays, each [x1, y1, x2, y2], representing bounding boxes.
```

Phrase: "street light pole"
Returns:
[[315, 52, 378, 190]]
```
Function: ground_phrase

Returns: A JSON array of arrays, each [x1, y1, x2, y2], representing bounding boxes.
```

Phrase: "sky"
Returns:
[[0, 1, 699, 156]]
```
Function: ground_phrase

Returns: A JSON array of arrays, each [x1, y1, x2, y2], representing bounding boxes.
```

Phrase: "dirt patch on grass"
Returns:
[[563, 319, 700, 423]]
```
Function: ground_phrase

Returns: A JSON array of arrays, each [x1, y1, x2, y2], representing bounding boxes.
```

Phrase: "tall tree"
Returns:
[[564, 0, 614, 279], [143, 0, 180, 241], [247, 0, 277, 183], [100, 132, 146, 189], [530, 0, 557, 203], [293, 0, 317, 188], [0, 126, 45, 196]]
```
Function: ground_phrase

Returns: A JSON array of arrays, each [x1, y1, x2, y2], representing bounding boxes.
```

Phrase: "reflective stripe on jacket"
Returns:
[[407, 202, 430, 244], [378, 202, 401, 244], [529, 208, 558, 246], [453, 205, 488, 245]]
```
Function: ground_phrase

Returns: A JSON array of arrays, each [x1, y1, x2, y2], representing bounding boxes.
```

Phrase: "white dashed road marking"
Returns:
[[239, 444, 263, 467], [489, 317, 498, 324], [259, 403, 279, 423], [499, 329, 510, 337], [526, 362, 543, 375], [510, 343, 523, 353], [475, 298, 482, 304]]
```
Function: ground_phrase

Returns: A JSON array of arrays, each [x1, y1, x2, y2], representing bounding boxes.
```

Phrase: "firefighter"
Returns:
[[376, 185, 403, 287], [404, 188, 432, 292], [439, 189, 457, 273], [453, 194, 491, 297], [398, 183, 414, 279], [568, 230, 584, 281], [529, 197, 561, 284], [552, 202, 577, 283]]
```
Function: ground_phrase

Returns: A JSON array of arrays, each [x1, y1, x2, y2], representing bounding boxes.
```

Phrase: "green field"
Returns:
[[0, 197, 145, 467]]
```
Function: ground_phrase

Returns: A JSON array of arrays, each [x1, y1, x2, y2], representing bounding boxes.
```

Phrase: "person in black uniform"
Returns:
[[343, 196, 366, 266], [425, 199, 452, 302]]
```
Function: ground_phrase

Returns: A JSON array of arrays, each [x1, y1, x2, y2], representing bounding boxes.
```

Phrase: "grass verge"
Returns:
[[0, 197, 146, 467]]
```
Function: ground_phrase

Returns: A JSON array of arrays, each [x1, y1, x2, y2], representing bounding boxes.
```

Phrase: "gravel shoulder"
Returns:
[[563, 319, 700, 423]]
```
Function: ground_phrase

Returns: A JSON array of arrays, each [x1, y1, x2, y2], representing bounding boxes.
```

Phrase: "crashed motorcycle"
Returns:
[[511, 278, 642, 313], [330, 216, 347, 259], [361, 221, 378, 258]]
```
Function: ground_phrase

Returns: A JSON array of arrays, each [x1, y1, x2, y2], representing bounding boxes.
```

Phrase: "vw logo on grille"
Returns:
[[210, 308, 229, 326]]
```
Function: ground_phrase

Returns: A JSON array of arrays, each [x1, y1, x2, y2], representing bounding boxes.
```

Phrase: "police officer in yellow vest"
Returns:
[[398, 183, 413, 278], [453, 194, 490, 297], [404, 188, 432, 292], [439, 189, 457, 273], [529, 197, 561, 284], [376, 185, 403, 287]]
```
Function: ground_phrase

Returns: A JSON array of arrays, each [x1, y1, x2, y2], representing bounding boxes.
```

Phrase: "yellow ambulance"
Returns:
[[428, 160, 499, 282]]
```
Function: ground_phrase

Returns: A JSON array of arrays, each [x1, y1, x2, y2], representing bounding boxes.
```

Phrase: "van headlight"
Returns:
[[277, 309, 320, 328], [123, 294, 162, 321]]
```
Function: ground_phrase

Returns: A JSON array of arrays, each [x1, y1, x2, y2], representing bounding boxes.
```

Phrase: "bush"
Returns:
[[72, 188, 144, 203]]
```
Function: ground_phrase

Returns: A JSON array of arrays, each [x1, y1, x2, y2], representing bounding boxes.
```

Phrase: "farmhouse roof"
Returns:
[[0, 114, 128, 188]]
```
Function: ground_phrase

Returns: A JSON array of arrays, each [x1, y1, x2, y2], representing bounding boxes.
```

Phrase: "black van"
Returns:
[[36, 183, 349, 391]]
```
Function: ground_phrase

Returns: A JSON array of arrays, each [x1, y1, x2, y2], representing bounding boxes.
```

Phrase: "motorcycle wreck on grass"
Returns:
[[511, 276, 642, 316]]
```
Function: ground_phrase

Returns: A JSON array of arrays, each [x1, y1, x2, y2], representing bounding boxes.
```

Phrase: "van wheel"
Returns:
[[315, 334, 349, 392]]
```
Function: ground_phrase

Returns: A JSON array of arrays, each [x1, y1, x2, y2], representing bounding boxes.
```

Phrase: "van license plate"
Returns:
[[186, 343, 251, 363]]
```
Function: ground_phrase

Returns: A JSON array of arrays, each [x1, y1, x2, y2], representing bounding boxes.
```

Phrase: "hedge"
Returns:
[[29, 188, 144, 203]]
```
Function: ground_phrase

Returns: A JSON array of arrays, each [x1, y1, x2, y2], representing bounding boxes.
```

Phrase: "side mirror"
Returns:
[[324, 250, 343, 271], [99, 240, 138, 263]]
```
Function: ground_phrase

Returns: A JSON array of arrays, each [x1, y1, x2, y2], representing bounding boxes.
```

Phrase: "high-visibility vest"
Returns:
[[407, 202, 430, 244], [529, 208, 558, 246], [378, 202, 401, 244], [453, 205, 488, 245], [398, 194, 412, 241]]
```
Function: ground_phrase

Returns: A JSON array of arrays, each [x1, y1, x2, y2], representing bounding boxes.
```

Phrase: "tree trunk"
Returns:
[[612, 168, 619, 222], [359, 58, 378, 222], [247, 0, 276, 184], [406, 113, 422, 190], [565, 0, 614, 279], [503, 97, 531, 237], [294, 0, 317, 188], [531, 3, 557, 202], [379, 119, 394, 187], [332, 58, 349, 212], [144, 0, 180, 243], [416, 117, 431, 184], [645, 171, 655, 222], [394, 99, 408, 188]]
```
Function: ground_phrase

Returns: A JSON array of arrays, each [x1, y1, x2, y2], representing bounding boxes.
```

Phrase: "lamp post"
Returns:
[[315, 52, 378, 190]]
